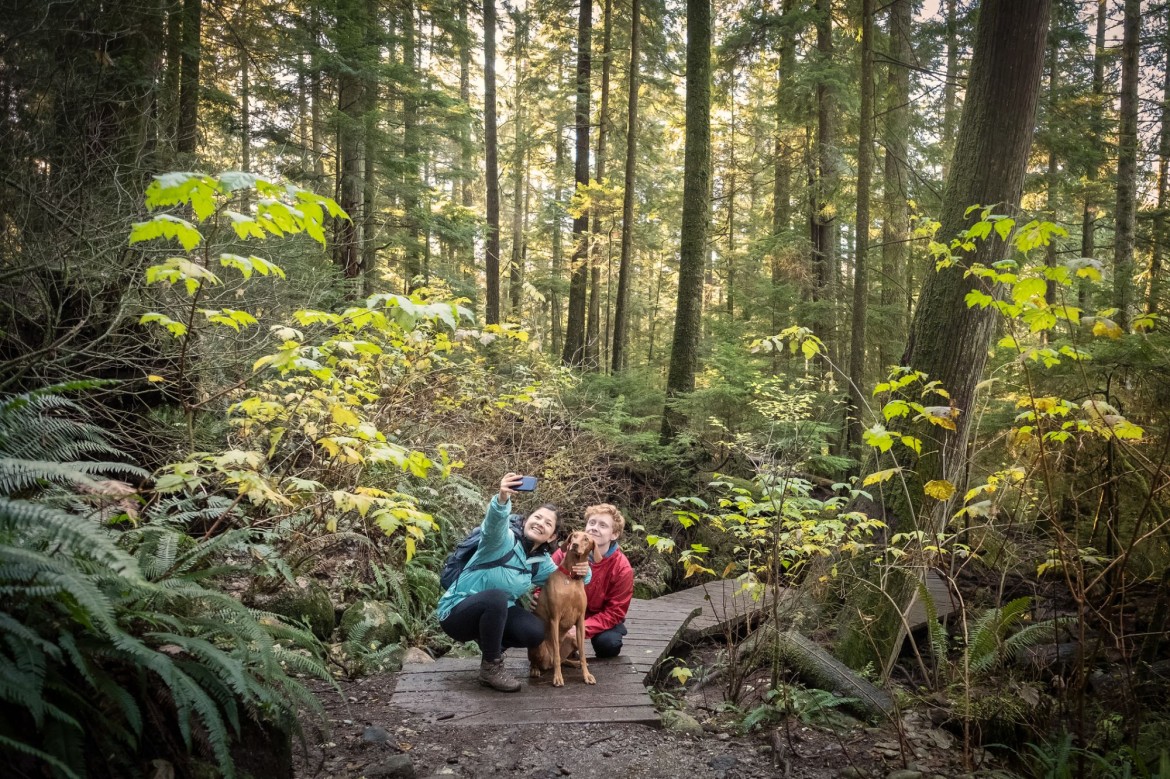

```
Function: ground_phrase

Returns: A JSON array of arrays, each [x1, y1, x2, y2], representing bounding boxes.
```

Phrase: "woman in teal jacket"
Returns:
[[437, 473, 589, 691]]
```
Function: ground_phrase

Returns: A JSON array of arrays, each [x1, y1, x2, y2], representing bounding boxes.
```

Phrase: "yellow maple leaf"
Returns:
[[330, 404, 360, 427], [924, 479, 956, 501]]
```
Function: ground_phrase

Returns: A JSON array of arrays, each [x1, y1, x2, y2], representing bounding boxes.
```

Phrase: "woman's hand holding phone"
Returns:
[[498, 472, 524, 503]]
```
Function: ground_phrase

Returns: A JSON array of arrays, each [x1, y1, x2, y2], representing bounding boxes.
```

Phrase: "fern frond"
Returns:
[[967, 596, 1034, 673], [166, 667, 236, 778], [1001, 618, 1074, 663], [0, 733, 81, 779], [168, 527, 255, 578], [0, 499, 140, 580], [915, 578, 949, 662]]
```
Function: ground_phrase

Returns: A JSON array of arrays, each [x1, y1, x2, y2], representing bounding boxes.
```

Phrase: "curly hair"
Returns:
[[583, 502, 625, 538]]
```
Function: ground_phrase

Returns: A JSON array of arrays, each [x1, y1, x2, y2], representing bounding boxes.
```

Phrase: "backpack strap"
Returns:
[[463, 548, 529, 576]]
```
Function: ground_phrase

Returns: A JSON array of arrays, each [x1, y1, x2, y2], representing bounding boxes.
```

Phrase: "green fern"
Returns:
[[964, 596, 1071, 674], [0, 384, 331, 778], [916, 577, 949, 664], [341, 617, 404, 677]]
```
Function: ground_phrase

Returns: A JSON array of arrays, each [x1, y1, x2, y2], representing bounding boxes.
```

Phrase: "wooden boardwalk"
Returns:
[[905, 571, 955, 629], [391, 579, 771, 726]]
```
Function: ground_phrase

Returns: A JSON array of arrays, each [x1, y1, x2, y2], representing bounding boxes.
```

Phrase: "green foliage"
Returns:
[[654, 471, 885, 581], [133, 172, 486, 553], [738, 683, 859, 732], [963, 596, 1070, 674], [1025, 731, 1170, 779], [0, 384, 330, 778]]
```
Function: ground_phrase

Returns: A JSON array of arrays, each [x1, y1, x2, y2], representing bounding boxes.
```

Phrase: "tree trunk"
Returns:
[[551, 94, 566, 357], [509, 12, 529, 317], [562, 0, 593, 366], [586, 0, 613, 370], [726, 84, 737, 318], [846, 0, 874, 466], [1044, 34, 1059, 308], [484, 0, 502, 323], [1114, 0, 1140, 330], [240, 13, 250, 174], [362, 0, 380, 296], [939, 0, 957, 183], [334, 0, 366, 282], [402, 0, 424, 289], [459, 0, 475, 285], [771, 0, 796, 339], [810, 0, 835, 356], [1081, 0, 1107, 309], [165, 1, 182, 146], [661, 0, 711, 441], [611, 0, 641, 373], [1150, 7, 1170, 316], [310, 7, 323, 179], [879, 0, 912, 372], [176, 0, 201, 154], [836, 0, 1052, 676]]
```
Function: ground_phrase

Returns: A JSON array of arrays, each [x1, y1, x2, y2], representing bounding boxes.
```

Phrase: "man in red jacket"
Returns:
[[552, 503, 634, 658]]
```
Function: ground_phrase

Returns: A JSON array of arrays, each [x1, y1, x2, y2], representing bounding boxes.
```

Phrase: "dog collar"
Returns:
[[558, 561, 583, 579]]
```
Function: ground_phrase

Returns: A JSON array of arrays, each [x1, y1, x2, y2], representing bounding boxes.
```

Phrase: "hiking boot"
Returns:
[[478, 657, 521, 692]]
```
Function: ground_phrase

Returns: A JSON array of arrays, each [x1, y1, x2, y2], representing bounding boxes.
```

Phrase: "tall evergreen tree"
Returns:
[[484, 0, 503, 323], [661, 0, 712, 441], [846, 0, 875, 464], [563, 0, 593, 366], [176, 0, 202, 154], [811, 0, 836, 358], [611, 0, 641, 373], [1114, 0, 1140, 329], [879, 0, 912, 370]]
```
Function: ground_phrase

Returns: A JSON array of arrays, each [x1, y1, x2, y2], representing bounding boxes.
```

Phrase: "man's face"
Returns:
[[524, 507, 558, 545], [585, 512, 618, 553]]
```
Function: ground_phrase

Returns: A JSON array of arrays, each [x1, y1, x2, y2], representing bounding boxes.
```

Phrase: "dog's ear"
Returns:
[[559, 534, 572, 553]]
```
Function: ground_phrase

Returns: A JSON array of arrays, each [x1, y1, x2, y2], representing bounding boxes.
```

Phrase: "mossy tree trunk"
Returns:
[[563, 0, 592, 367], [879, 0, 912, 372], [484, 0, 502, 324], [836, 0, 1052, 676], [1114, 0, 1140, 330], [1149, 5, 1170, 316], [845, 0, 874, 468], [610, 0, 641, 373], [661, 0, 711, 441]]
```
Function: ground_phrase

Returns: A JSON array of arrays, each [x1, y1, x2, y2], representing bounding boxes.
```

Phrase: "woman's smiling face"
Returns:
[[523, 506, 558, 545]]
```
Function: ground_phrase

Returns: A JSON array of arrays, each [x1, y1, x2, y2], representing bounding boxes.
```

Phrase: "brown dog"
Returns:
[[529, 531, 597, 687]]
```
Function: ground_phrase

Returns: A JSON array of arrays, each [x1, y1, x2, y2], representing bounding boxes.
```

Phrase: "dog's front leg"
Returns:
[[577, 613, 596, 685], [528, 642, 544, 678], [550, 605, 565, 687]]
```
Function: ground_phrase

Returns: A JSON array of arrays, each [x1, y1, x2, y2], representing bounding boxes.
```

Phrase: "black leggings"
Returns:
[[439, 589, 545, 662]]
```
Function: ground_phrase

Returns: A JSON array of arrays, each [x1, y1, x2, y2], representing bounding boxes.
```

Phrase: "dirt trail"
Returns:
[[293, 674, 996, 779]]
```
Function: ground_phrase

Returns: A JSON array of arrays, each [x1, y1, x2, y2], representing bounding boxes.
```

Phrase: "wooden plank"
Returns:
[[905, 571, 954, 629], [393, 691, 654, 711], [448, 706, 660, 726], [394, 670, 640, 693]]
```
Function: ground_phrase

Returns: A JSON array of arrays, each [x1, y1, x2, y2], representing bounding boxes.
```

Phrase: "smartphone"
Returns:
[[516, 475, 539, 492]]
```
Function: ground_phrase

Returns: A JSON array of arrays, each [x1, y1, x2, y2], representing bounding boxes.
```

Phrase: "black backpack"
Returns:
[[439, 514, 540, 591]]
